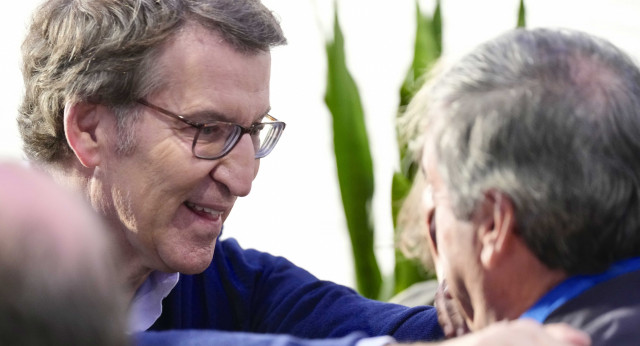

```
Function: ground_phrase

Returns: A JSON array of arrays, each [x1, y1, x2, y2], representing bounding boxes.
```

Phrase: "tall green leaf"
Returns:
[[517, 0, 526, 28], [324, 7, 381, 299], [391, 0, 442, 295], [399, 0, 441, 113]]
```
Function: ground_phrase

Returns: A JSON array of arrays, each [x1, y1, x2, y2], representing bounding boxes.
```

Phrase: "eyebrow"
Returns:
[[185, 106, 272, 125]]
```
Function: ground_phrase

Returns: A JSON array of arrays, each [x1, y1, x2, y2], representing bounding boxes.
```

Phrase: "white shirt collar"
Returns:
[[128, 271, 180, 333]]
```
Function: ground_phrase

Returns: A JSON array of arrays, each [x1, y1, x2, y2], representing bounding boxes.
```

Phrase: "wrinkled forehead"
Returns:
[[420, 140, 446, 190]]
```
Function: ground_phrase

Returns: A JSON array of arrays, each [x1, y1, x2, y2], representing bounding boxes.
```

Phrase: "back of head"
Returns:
[[0, 162, 128, 345], [18, 0, 286, 163], [418, 28, 640, 275]]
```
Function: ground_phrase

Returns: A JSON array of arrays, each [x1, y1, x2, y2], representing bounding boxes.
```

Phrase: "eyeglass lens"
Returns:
[[194, 122, 283, 159]]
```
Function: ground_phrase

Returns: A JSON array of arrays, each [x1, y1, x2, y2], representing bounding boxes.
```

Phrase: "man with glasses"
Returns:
[[17, 0, 446, 343]]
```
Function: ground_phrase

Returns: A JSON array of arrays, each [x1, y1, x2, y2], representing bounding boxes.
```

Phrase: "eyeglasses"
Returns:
[[137, 99, 286, 160]]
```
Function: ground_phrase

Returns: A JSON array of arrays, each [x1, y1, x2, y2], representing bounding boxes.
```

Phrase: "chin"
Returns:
[[166, 248, 216, 275]]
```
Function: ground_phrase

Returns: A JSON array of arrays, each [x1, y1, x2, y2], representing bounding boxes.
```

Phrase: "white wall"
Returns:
[[1, 0, 639, 289]]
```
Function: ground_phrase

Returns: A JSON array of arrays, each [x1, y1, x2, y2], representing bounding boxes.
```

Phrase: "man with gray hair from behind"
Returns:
[[402, 27, 640, 345], [0, 162, 129, 346]]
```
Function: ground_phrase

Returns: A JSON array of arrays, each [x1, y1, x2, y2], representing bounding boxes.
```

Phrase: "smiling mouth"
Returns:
[[184, 201, 223, 220]]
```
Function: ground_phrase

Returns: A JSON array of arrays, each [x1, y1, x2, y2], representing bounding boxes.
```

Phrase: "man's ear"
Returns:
[[64, 102, 104, 168], [478, 191, 516, 269]]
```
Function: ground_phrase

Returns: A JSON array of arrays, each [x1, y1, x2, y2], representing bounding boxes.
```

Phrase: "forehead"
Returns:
[[149, 24, 271, 123], [421, 139, 439, 182], [421, 139, 454, 206]]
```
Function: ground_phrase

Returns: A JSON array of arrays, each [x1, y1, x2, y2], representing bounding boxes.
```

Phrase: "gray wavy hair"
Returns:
[[403, 28, 640, 275], [18, 0, 286, 163]]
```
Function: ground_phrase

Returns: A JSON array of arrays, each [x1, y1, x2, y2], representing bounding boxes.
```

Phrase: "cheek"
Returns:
[[434, 225, 456, 286], [434, 212, 470, 287], [119, 157, 202, 231], [143, 144, 205, 194], [112, 188, 137, 229], [434, 211, 455, 260]]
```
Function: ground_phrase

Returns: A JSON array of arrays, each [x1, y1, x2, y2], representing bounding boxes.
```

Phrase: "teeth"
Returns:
[[186, 202, 222, 217]]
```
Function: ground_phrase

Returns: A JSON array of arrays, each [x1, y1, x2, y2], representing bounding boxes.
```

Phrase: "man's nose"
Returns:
[[210, 134, 257, 197]]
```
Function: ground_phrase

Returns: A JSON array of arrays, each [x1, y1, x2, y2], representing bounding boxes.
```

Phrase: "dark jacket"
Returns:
[[545, 269, 640, 345]]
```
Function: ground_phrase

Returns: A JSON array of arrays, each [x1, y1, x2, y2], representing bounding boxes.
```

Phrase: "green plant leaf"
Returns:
[[394, 251, 436, 295], [399, 0, 442, 110], [391, 172, 412, 228], [324, 6, 382, 299], [517, 0, 526, 28]]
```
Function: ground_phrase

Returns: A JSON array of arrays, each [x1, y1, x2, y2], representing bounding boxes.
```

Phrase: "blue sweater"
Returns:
[[149, 238, 443, 342], [138, 330, 374, 346]]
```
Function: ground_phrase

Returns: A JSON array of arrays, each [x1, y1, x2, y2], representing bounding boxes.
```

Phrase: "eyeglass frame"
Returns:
[[137, 99, 286, 160]]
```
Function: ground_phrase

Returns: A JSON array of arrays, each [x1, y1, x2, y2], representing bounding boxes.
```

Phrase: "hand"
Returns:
[[393, 319, 590, 346], [443, 319, 590, 346], [434, 280, 469, 338]]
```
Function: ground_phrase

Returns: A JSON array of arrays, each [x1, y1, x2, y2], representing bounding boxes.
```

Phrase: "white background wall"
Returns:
[[1, 0, 639, 289]]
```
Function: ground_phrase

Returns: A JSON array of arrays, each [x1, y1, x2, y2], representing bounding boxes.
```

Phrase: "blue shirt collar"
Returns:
[[521, 257, 640, 322]]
